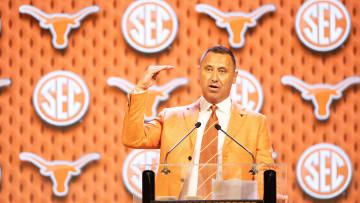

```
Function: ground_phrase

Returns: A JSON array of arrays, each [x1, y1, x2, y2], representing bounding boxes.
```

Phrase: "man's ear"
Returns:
[[232, 69, 238, 84], [197, 65, 201, 84]]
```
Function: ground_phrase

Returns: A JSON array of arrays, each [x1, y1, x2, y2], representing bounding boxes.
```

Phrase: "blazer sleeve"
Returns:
[[122, 91, 164, 149], [255, 115, 274, 164], [254, 115, 275, 198]]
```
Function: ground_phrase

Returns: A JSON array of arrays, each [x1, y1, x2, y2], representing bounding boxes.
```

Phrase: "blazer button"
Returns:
[[188, 156, 192, 161]]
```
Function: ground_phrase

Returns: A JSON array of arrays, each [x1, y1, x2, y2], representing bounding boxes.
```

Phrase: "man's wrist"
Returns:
[[134, 86, 147, 94], [135, 85, 145, 91]]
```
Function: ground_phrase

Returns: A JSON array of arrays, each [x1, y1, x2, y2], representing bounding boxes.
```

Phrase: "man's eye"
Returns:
[[219, 69, 226, 73]]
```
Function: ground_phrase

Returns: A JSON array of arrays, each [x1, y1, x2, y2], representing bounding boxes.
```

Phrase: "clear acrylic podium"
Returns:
[[132, 163, 287, 203]]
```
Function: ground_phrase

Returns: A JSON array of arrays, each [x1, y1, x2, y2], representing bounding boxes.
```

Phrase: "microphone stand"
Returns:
[[161, 122, 201, 175], [215, 124, 258, 175]]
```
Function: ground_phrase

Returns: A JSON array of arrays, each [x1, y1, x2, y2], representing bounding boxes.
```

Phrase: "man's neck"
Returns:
[[200, 96, 231, 113]]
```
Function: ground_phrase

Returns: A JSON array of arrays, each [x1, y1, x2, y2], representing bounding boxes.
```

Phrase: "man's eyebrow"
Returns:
[[217, 66, 227, 70]]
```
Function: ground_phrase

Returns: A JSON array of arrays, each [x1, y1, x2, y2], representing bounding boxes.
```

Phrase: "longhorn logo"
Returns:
[[107, 77, 188, 121], [19, 5, 99, 49], [20, 152, 100, 197], [196, 4, 276, 48], [0, 78, 11, 88], [281, 76, 360, 120]]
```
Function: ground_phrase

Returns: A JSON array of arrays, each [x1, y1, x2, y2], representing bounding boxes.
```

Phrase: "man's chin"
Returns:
[[203, 93, 225, 104], [208, 87, 220, 93]]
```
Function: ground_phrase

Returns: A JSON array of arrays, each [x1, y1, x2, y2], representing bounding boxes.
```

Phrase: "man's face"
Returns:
[[199, 52, 237, 104]]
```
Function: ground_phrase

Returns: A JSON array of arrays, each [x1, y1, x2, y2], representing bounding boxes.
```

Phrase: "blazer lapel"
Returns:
[[182, 99, 200, 153], [223, 103, 247, 148]]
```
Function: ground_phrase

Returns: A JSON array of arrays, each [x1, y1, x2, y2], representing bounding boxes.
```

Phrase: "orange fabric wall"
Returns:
[[0, 0, 359, 202]]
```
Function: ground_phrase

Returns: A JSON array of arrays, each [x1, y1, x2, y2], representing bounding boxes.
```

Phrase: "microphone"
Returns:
[[161, 122, 201, 175], [214, 124, 258, 175]]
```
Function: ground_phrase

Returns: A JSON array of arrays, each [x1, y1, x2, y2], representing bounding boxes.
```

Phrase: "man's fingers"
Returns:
[[148, 65, 174, 73], [160, 65, 174, 70], [151, 72, 160, 80], [150, 65, 174, 69]]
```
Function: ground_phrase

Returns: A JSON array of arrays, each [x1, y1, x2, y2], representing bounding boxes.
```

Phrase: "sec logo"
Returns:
[[231, 70, 263, 112], [297, 143, 352, 199], [295, 0, 351, 52], [122, 0, 178, 53], [122, 149, 160, 198], [33, 71, 90, 126]]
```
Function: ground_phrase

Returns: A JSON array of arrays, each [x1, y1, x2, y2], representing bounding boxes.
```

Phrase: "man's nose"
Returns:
[[210, 70, 219, 82]]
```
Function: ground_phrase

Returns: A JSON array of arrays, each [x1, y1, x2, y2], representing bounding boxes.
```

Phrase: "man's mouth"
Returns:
[[209, 84, 220, 91]]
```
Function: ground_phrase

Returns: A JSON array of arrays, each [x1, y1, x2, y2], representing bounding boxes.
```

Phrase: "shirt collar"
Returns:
[[199, 96, 232, 114]]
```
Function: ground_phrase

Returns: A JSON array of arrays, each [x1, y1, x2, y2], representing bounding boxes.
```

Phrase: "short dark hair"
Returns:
[[200, 45, 236, 70]]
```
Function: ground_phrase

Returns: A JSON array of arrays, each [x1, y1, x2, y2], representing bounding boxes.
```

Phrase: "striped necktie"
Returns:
[[197, 104, 218, 200]]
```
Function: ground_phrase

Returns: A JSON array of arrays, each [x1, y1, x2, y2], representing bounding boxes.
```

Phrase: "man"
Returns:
[[122, 46, 274, 199]]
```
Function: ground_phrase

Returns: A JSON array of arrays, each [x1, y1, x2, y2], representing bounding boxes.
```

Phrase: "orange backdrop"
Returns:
[[0, 0, 359, 202]]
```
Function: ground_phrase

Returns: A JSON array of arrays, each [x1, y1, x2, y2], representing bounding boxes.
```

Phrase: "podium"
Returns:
[[132, 164, 287, 203]]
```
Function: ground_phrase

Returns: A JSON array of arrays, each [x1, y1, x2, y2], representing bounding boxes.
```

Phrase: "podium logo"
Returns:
[[122, 0, 178, 53], [281, 75, 360, 120], [231, 70, 263, 112], [107, 77, 187, 121], [19, 5, 99, 49], [297, 143, 352, 199], [20, 152, 101, 197], [122, 149, 160, 198], [33, 71, 90, 126], [295, 0, 351, 52], [196, 4, 276, 48]]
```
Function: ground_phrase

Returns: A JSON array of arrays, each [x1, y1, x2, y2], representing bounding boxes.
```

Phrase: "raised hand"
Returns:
[[135, 65, 174, 91]]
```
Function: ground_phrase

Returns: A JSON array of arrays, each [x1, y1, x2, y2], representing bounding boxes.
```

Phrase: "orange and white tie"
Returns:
[[197, 105, 218, 200]]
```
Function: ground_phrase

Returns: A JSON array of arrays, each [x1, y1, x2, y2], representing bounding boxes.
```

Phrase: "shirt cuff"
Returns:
[[133, 88, 147, 94]]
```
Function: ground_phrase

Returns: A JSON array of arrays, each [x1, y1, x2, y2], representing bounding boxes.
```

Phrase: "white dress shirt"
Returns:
[[186, 96, 232, 196]]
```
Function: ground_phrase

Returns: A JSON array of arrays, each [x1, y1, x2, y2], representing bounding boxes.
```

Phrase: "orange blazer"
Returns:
[[122, 92, 274, 199]]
